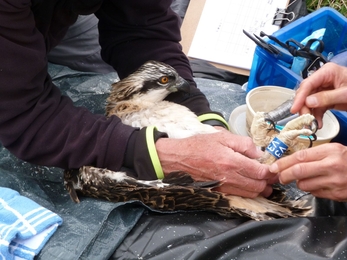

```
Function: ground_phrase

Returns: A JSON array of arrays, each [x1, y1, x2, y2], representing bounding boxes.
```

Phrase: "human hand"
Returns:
[[269, 143, 347, 201], [156, 129, 273, 198], [291, 63, 347, 128]]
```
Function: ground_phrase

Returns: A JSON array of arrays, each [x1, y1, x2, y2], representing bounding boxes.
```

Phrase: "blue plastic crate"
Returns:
[[247, 7, 347, 92]]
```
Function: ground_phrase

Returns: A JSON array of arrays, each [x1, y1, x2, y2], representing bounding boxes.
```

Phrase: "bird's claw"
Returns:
[[252, 113, 318, 164], [311, 119, 318, 134], [264, 118, 279, 132]]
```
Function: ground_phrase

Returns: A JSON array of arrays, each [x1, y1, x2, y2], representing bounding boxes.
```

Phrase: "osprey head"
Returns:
[[108, 60, 190, 103], [138, 60, 190, 94]]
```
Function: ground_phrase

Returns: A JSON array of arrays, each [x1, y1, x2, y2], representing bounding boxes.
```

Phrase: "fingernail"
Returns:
[[269, 163, 278, 173], [306, 96, 318, 107]]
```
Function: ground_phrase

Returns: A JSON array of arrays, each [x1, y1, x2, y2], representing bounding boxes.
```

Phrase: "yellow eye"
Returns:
[[160, 76, 169, 84]]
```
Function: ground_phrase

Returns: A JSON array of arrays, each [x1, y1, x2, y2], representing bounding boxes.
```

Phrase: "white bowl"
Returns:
[[245, 86, 340, 147], [228, 104, 249, 136]]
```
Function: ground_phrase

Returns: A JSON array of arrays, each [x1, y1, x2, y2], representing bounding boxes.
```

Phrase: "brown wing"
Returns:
[[64, 167, 312, 221]]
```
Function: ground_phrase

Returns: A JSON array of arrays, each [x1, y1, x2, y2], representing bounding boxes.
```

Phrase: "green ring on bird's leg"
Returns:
[[146, 126, 165, 179], [198, 113, 230, 130]]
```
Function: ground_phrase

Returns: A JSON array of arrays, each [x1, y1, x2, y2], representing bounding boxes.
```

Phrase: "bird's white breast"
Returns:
[[120, 101, 218, 139]]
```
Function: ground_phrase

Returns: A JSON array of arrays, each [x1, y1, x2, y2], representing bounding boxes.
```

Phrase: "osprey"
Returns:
[[64, 60, 312, 221], [105, 60, 218, 138]]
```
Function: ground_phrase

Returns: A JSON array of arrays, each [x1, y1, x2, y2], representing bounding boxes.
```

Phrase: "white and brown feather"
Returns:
[[64, 60, 312, 221], [64, 166, 310, 221], [106, 60, 217, 138]]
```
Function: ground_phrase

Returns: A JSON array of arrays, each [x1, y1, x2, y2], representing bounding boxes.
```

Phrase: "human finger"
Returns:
[[296, 173, 347, 202], [291, 63, 340, 114], [269, 147, 327, 184], [210, 150, 271, 195], [223, 134, 264, 159], [260, 184, 274, 198], [291, 84, 315, 114], [279, 161, 326, 185], [267, 174, 279, 185], [304, 107, 326, 129], [305, 87, 347, 111], [215, 179, 270, 198], [307, 187, 347, 202], [291, 73, 327, 114], [228, 149, 274, 181]]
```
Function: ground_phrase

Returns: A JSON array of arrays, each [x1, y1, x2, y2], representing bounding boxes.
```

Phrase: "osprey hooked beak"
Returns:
[[166, 76, 190, 93]]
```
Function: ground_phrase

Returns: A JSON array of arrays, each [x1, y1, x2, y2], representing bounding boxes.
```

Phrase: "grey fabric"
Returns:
[[48, 15, 115, 74], [171, 0, 190, 19], [47, 1, 191, 74], [191, 60, 249, 85], [195, 78, 245, 120], [47, 63, 118, 115], [0, 145, 145, 260]]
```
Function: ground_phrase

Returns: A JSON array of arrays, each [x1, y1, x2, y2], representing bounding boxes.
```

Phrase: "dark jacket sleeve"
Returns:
[[0, 0, 223, 181], [0, 0, 136, 172], [95, 0, 213, 115]]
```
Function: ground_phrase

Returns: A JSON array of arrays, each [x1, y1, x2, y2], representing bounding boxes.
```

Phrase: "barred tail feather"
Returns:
[[64, 167, 312, 221]]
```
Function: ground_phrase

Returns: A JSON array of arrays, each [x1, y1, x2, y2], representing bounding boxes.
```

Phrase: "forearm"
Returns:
[[0, 0, 134, 171], [0, 52, 135, 171]]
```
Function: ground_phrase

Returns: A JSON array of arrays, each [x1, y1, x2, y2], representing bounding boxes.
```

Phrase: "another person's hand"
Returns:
[[156, 129, 273, 198], [271, 63, 347, 202], [291, 63, 347, 128], [269, 143, 347, 201]]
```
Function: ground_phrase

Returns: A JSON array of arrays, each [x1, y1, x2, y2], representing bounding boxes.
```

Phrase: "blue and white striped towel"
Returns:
[[0, 187, 63, 260]]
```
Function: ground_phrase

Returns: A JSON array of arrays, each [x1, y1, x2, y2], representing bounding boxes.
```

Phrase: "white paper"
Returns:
[[188, 0, 289, 70]]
